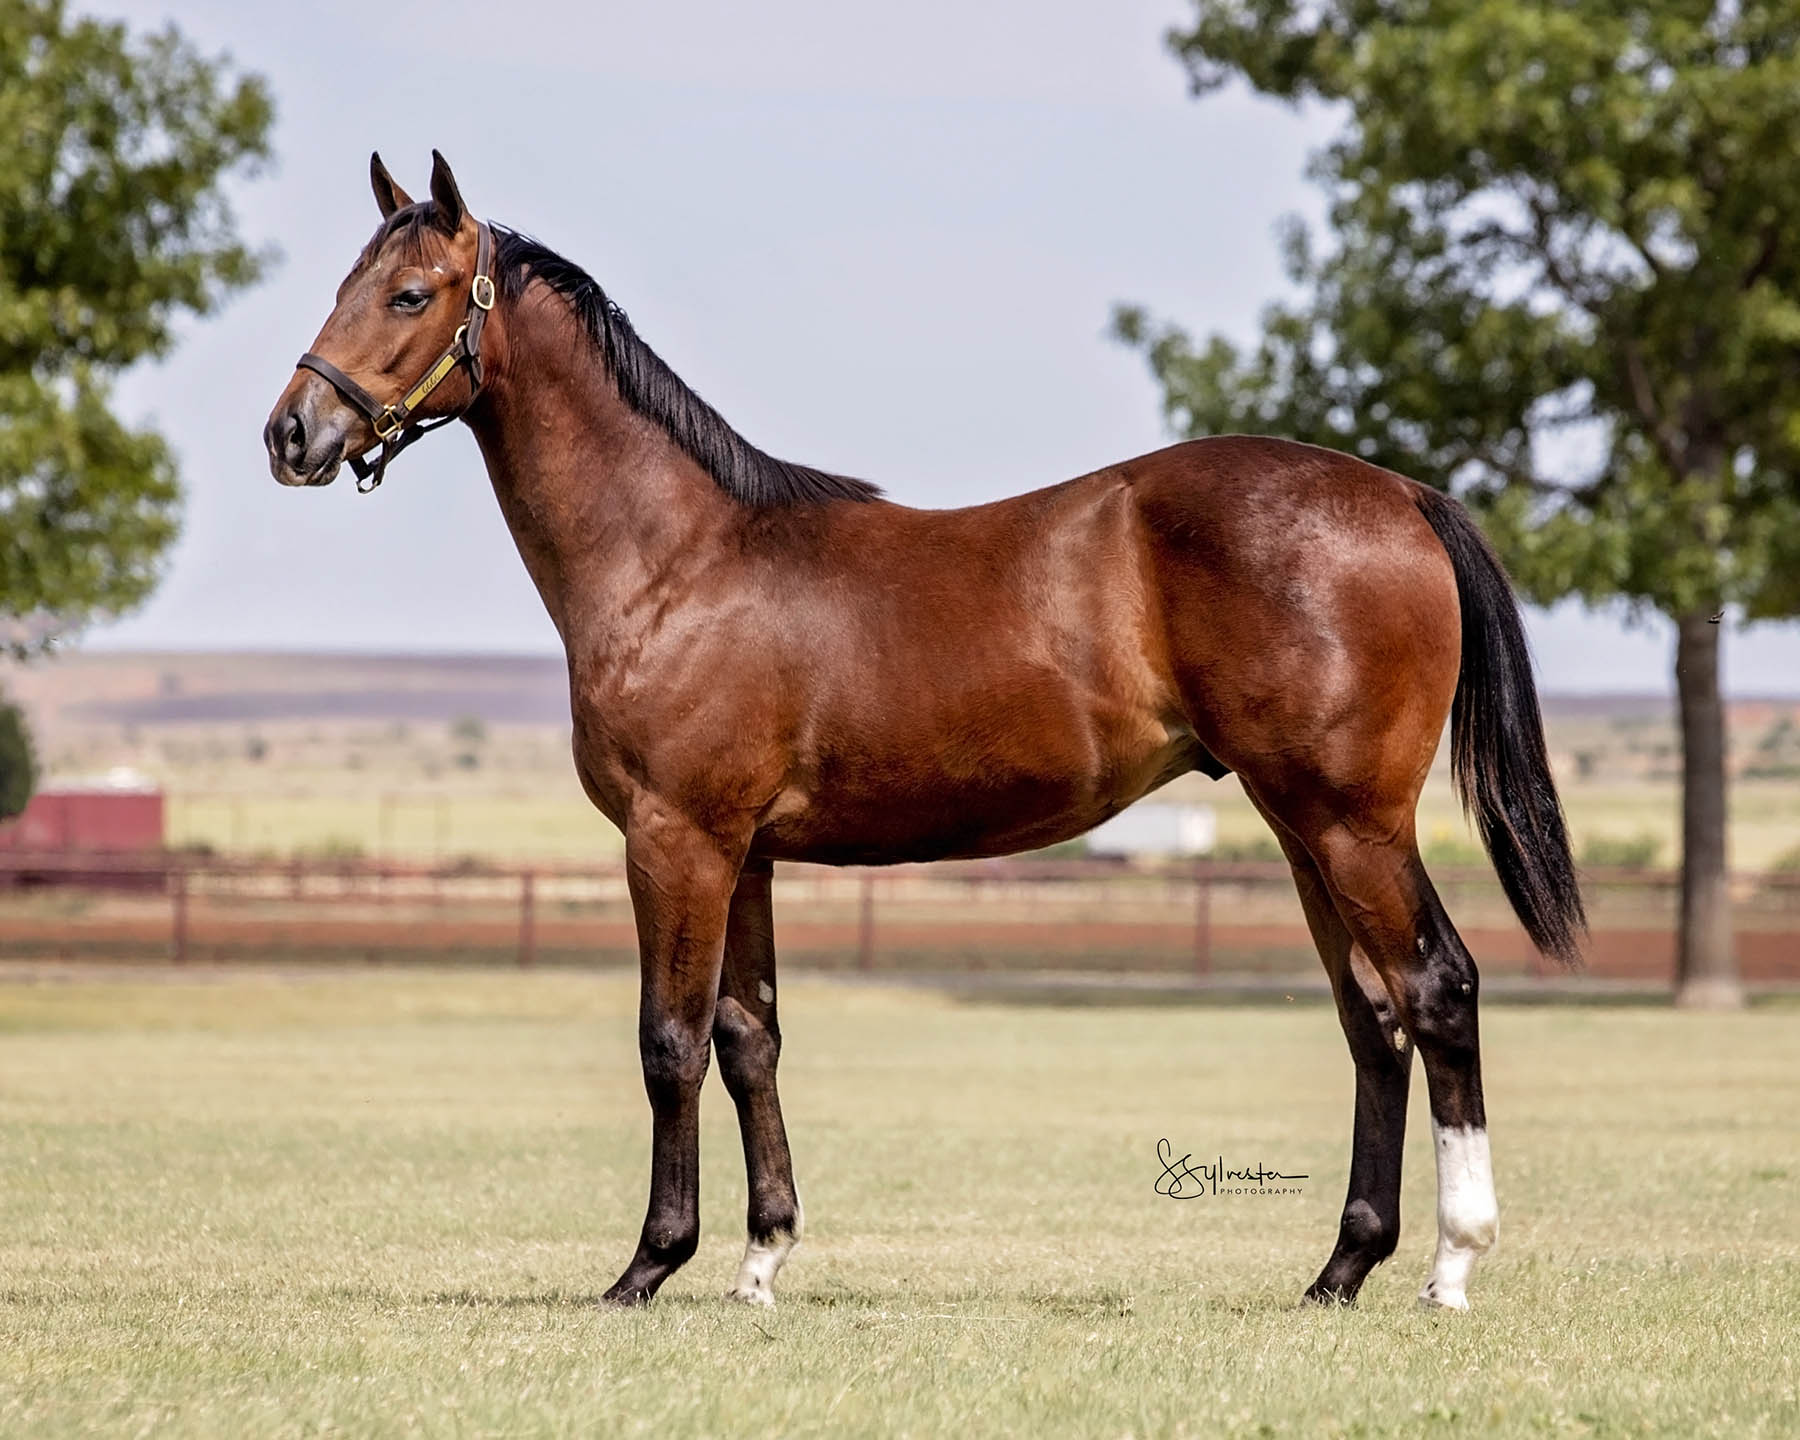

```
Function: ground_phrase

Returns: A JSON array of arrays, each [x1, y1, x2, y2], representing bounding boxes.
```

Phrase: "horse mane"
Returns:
[[364, 204, 879, 505], [476, 221, 877, 507]]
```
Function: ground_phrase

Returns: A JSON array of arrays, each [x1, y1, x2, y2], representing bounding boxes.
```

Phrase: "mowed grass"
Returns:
[[0, 973, 1795, 1438]]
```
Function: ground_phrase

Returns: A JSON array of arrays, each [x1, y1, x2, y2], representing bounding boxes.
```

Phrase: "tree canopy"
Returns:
[[0, 0, 273, 651]]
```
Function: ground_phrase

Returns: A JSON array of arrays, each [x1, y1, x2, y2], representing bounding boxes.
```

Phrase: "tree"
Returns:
[[1, 0, 273, 653], [1115, 1, 1800, 1008], [0, 694, 34, 819]]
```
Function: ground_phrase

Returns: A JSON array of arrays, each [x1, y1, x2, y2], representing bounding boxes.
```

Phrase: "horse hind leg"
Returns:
[[712, 859, 803, 1306], [1301, 819, 1499, 1310], [1253, 797, 1412, 1304]]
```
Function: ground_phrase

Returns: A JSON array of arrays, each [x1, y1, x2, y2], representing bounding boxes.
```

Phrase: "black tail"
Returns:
[[1414, 488, 1586, 966]]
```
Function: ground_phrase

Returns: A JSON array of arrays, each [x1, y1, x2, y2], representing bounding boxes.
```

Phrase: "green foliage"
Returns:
[[300, 834, 365, 862], [0, 693, 36, 818], [1767, 841, 1800, 873], [1580, 830, 1663, 870], [1027, 837, 1090, 859], [1420, 829, 1487, 867], [0, 0, 273, 650], [1116, 2, 1800, 622]]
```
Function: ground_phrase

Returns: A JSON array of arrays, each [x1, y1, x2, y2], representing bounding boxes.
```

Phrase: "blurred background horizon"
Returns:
[[69, 0, 1800, 696]]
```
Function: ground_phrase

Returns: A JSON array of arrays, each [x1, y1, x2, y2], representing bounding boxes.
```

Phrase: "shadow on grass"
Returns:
[[370, 1281, 1320, 1321]]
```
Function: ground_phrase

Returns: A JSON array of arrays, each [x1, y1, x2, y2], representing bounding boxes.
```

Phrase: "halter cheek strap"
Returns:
[[296, 220, 496, 493]]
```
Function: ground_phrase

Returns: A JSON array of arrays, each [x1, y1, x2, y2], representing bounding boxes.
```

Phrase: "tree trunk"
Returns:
[[1673, 612, 1742, 1009]]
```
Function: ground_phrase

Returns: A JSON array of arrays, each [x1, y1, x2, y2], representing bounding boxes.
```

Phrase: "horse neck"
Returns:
[[463, 292, 734, 650]]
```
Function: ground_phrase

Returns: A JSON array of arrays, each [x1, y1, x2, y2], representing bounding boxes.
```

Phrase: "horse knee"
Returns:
[[640, 1014, 711, 1107]]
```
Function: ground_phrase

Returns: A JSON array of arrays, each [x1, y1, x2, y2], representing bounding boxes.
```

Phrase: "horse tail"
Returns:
[[1413, 486, 1586, 966]]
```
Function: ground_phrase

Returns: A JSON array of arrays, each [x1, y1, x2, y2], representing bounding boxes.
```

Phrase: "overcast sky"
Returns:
[[90, 0, 1800, 694]]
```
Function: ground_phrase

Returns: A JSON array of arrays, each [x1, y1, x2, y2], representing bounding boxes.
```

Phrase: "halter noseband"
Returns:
[[296, 221, 497, 493]]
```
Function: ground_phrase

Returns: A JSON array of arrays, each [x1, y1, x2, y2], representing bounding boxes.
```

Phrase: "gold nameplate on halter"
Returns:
[[401, 339, 466, 413]]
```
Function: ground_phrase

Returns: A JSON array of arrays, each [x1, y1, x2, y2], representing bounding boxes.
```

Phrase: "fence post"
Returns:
[[857, 872, 876, 972], [171, 863, 189, 965], [1193, 858, 1212, 978], [518, 869, 537, 968]]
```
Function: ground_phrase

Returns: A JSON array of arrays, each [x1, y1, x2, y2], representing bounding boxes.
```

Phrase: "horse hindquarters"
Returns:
[[1142, 455, 1514, 1308]]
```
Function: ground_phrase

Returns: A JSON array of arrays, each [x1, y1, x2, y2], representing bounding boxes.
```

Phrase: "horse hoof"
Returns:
[[725, 1284, 776, 1308], [1417, 1283, 1470, 1312]]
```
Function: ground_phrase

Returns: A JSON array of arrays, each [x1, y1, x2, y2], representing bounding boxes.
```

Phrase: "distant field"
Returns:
[[0, 971, 1794, 1437], [156, 771, 1800, 871], [165, 788, 626, 861], [6, 650, 1800, 868]]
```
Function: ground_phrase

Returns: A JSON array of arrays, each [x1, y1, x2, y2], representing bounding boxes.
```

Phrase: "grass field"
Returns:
[[0, 972, 1795, 1437], [153, 769, 1800, 871]]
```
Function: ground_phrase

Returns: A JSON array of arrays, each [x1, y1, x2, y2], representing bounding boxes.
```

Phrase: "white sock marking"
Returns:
[[1419, 1123, 1497, 1311], [725, 1194, 803, 1308]]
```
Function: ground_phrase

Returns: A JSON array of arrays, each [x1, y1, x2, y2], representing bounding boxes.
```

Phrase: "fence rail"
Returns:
[[2, 850, 1797, 982]]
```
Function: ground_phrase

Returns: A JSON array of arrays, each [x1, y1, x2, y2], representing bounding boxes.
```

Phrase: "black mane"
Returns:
[[485, 222, 880, 506]]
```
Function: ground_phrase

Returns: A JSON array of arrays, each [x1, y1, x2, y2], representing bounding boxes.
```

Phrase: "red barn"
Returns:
[[0, 772, 165, 853]]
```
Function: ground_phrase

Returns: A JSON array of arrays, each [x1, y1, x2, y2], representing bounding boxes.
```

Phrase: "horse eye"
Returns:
[[390, 289, 430, 312]]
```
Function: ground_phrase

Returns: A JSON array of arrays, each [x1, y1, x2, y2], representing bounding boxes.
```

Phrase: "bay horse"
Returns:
[[264, 153, 1584, 1313]]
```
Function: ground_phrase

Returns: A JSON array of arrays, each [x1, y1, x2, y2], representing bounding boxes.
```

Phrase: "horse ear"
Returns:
[[369, 152, 412, 218], [428, 149, 466, 232]]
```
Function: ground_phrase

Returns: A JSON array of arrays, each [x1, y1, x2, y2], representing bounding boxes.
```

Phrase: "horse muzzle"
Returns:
[[264, 380, 352, 487]]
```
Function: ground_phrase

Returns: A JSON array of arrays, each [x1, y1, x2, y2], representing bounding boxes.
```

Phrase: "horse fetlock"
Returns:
[[725, 1217, 801, 1307], [1338, 1197, 1399, 1262]]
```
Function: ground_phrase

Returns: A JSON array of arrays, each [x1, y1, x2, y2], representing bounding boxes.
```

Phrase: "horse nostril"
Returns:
[[284, 412, 307, 464]]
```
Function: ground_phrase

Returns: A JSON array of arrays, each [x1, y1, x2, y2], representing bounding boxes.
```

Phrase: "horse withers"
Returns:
[[263, 151, 1584, 1312]]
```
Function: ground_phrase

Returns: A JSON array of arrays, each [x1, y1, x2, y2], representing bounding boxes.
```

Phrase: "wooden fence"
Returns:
[[1, 850, 1797, 982]]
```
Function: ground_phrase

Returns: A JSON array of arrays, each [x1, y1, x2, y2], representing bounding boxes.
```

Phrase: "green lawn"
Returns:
[[158, 772, 1800, 871], [0, 972, 1794, 1437]]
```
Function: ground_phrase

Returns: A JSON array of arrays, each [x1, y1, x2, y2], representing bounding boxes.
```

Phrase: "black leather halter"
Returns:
[[296, 221, 496, 493]]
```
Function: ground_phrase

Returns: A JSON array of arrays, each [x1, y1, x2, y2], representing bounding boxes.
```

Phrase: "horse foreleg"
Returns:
[[602, 812, 741, 1307], [713, 858, 803, 1306]]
